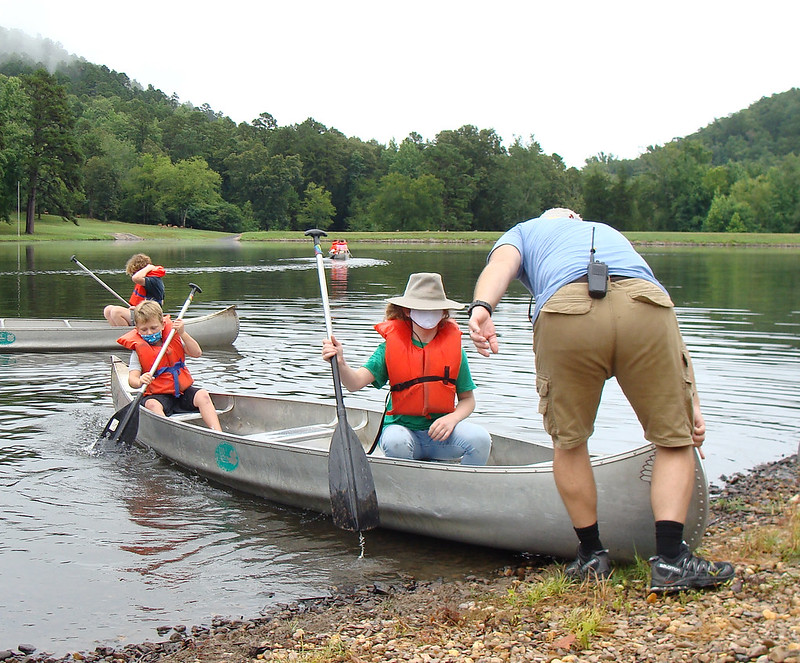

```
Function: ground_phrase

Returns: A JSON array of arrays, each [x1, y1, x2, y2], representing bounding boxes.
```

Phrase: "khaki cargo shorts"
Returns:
[[532, 278, 695, 450]]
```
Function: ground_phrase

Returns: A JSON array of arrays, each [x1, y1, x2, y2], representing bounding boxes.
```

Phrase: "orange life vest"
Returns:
[[117, 320, 193, 396], [375, 318, 462, 417], [128, 266, 166, 306]]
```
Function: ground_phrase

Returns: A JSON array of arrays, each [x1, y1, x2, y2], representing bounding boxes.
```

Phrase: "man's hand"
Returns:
[[692, 400, 706, 458], [468, 308, 499, 356]]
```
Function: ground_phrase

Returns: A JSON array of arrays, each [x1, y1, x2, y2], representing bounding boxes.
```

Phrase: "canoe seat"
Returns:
[[242, 423, 335, 445], [169, 405, 234, 422]]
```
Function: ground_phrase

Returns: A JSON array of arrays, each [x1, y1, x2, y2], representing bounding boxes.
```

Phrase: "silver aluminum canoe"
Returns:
[[0, 305, 238, 353], [109, 355, 709, 560]]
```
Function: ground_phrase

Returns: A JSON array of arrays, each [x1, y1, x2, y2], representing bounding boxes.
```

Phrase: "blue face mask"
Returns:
[[141, 331, 162, 345]]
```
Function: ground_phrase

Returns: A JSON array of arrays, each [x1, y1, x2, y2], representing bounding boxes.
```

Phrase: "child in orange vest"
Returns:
[[118, 301, 221, 431], [104, 253, 166, 326], [321, 272, 491, 465]]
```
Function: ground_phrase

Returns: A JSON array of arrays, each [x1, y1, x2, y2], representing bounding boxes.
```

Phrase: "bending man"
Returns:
[[467, 208, 733, 593]]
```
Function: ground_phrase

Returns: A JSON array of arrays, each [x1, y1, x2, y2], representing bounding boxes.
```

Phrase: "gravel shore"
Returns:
[[4, 452, 798, 663]]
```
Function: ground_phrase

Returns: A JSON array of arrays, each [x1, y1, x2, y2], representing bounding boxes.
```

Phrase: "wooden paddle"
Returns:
[[305, 229, 379, 533], [70, 255, 130, 306], [99, 283, 202, 445]]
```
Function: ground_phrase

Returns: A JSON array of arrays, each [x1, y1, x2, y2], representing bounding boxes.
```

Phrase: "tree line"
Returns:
[[1, 38, 799, 235]]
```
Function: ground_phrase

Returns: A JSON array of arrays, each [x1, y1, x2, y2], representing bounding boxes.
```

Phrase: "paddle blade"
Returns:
[[99, 400, 140, 444], [328, 420, 379, 532]]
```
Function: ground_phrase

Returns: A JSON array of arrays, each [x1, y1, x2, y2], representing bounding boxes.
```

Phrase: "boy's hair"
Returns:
[[125, 253, 152, 276], [384, 303, 451, 324], [133, 300, 164, 326]]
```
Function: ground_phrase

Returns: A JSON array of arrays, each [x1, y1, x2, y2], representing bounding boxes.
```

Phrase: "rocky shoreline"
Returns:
[[3, 452, 798, 663]]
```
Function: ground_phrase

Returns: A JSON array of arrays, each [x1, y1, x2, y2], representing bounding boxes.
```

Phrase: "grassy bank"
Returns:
[[2, 215, 800, 246], [0, 215, 233, 241]]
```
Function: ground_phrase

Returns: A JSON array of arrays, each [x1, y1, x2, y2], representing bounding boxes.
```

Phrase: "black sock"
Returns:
[[655, 520, 684, 559], [574, 522, 603, 556]]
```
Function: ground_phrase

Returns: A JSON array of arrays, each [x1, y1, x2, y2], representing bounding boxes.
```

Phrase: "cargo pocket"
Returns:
[[540, 283, 593, 315], [681, 347, 696, 419], [621, 280, 674, 308], [536, 375, 558, 437]]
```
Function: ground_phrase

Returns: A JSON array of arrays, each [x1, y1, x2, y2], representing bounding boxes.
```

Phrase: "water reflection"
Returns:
[[0, 241, 798, 653]]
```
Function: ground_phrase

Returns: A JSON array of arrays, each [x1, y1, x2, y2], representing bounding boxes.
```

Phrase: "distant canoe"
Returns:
[[107, 354, 710, 560], [328, 241, 351, 260], [0, 305, 239, 353]]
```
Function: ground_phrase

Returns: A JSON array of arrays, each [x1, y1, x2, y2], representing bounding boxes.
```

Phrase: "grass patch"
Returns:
[[741, 503, 800, 562], [563, 605, 607, 649], [0, 215, 233, 241], [504, 572, 572, 607], [712, 496, 749, 513]]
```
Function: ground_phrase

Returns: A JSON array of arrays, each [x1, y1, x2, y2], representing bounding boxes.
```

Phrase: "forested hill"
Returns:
[[684, 88, 800, 165], [1, 26, 798, 235]]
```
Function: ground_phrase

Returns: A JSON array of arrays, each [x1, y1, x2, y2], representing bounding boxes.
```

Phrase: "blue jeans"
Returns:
[[380, 422, 492, 465]]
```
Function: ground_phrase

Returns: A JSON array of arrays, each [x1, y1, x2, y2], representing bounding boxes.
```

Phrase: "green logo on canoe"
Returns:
[[0, 331, 16, 345], [215, 442, 239, 472]]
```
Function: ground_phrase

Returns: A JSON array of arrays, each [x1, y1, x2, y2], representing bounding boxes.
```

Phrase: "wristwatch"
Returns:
[[467, 300, 493, 318]]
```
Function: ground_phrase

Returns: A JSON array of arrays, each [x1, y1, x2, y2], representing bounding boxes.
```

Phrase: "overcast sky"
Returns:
[[2, 0, 798, 167]]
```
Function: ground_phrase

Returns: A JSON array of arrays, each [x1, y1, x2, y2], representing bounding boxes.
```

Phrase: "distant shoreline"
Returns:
[[2, 215, 799, 247]]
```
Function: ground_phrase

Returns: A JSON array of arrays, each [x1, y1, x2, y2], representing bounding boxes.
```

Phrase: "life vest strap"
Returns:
[[390, 370, 456, 393], [153, 360, 187, 396]]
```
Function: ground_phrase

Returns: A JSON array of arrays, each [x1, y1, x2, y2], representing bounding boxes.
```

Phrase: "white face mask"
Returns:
[[409, 309, 444, 330]]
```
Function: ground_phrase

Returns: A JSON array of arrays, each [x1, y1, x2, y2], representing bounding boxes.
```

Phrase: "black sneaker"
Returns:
[[565, 548, 611, 581], [649, 543, 734, 593]]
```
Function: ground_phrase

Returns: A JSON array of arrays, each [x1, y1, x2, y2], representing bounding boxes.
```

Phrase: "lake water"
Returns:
[[1, 239, 798, 654]]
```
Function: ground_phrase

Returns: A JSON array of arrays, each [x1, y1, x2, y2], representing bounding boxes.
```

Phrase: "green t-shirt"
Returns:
[[362, 339, 477, 431]]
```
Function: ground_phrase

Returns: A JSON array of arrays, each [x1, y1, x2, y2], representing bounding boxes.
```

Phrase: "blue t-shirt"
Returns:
[[491, 216, 665, 323], [363, 339, 476, 431]]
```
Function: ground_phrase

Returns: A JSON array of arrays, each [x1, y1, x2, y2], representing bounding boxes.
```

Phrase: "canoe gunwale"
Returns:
[[0, 305, 238, 352]]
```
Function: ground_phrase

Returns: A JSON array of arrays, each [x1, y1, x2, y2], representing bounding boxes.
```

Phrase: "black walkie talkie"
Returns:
[[587, 227, 608, 299]]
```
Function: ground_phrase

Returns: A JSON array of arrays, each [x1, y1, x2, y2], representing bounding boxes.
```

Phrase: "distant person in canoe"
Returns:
[[328, 239, 350, 259], [118, 301, 221, 431], [468, 208, 734, 593], [321, 272, 492, 465], [103, 253, 166, 326]]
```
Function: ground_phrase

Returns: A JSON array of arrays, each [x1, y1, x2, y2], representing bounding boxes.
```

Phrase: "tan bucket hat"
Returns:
[[386, 273, 464, 310]]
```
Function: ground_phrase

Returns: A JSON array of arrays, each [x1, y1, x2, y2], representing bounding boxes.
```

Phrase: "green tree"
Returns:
[[498, 137, 572, 227], [82, 134, 136, 220], [0, 75, 29, 222], [157, 156, 224, 228], [764, 154, 800, 232], [386, 134, 426, 178], [120, 153, 167, 225], [703, 193, 755, 232], [20, 69, 82, 233], [367, 172, 445, 230], [581, 163, 614, 224], [248, 154, 303, 229], [424, 125, 506, 230], [637, 141, 713, 231], [298, 182, 335, 230]]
